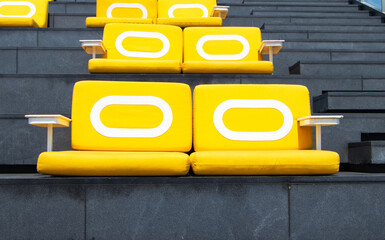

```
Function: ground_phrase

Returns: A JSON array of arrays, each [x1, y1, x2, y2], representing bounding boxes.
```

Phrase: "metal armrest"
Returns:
[[259, 40, 285, 63], [25, 114, 71, 152], [79, 40, 106, 59], [211, 5, 229, 19], [298, 115, 343, 150]]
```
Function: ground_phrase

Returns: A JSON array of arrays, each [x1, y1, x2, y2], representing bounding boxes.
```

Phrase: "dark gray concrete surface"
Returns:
[[314, 92, 385, 113], [290, 183, 385, 240], [0, 173, 384, 239], [349, 141, 385, 164]]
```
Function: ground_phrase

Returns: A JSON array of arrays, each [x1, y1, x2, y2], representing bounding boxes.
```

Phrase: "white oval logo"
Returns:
[[115, 31, 170, 59], [168, 4, 208, 18], [90, 96, 173, 138], [106, 3, 147, 18], [213, 99, 293, 141], [0, 1, 36, 18], [196, 35, 250, 60]]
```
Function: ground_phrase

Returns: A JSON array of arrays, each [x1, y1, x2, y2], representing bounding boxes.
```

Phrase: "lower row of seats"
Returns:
[[35, 81, 340, 176]]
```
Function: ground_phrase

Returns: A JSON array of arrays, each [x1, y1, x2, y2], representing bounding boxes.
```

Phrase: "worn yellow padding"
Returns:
[[71, 81, 192, 152], [193, 84, 312, 151], [86, 17, 153, 28], [89, 59, 181, 73], [0, 0, 48, 27], [190, 150, 340, 175], [38, 151, 190, 176], [156, 17, 221, 27], [183, 61, 273, 74]]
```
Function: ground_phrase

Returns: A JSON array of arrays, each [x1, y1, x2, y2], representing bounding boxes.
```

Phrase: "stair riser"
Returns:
[[293, 63, 385, 77]]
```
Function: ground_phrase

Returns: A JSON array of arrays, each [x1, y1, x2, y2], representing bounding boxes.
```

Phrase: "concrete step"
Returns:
[[249, 10, 370, 17], [0, 74, 363, 165], [224, 16, 383, 27], [0, 28, 102, 48], [290, 61, 385, 77], [49, 2, 95, 14], [285, 39, 385, 50], [249, 5, 361, 12], [0, 48, 90, 74], [263, 30, 385, 41], [1, 173, 385, 239], [349, 141, 385, 164], [313, 91, 385, 113], [262, 23, 385, 32]]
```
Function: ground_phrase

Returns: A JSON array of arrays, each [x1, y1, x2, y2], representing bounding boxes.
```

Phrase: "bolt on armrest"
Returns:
[[80, 40, 106, 59], [25, 114, 71, 152], [259, 40, 284, 63], [298, 115, 343, 150], [211, 5, 230, 19]]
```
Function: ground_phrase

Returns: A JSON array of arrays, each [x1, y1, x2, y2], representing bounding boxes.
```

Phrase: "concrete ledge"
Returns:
[[314, 91, 385, 113], [349, 141, 385, 164], [0, 173, 384, 239]]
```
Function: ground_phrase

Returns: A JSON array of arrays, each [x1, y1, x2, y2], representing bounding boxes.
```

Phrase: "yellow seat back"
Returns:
[[184, 27, 263, 62], [71, 81, 192, 152], [193, 84, 313, 151], [96, 0, 157, 21], [0, 0, 48, 27], [158, 0, 217, 18], [102, 23, 183, 62]]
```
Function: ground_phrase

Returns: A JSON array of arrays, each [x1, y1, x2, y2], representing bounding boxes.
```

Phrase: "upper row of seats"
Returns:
[[0, 0, 226, 28], [87, 0, 228, 28]]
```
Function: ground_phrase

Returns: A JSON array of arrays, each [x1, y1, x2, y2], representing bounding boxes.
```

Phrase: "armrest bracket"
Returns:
[[259, 40, 284, 63], [25, 114, 71, 152], [211, 5, 229, 19], [298, 115, 343, 150], [80, 40, 106, 59]]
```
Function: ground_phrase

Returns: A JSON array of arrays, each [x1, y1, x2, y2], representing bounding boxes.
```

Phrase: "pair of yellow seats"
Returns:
[[82, 23, 278, 74], [27, 81, 341, 176], [0, 0, 48, 27], [86, 0, 226, 28]]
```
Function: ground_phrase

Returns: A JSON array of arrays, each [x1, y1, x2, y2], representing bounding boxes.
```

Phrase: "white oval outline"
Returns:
[[106, 3, 147, 18], [196, 35, 250, 60], [115, 31, 170, 58], [90, 96, 173, 138], [0, 1, 36, 18], [168, 4, 208, 18], [213, 99, 293, 141]]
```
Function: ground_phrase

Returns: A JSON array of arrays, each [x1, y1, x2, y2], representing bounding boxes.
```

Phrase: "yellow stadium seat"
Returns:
[[81, 23, 183, 74], [26, 81, 192, 176], [156, 0, 228, 27], [86, 0, 157, 28], [190, 84, 343, 175], [182, 27, 284, 74], [0, 0, 48, 27]]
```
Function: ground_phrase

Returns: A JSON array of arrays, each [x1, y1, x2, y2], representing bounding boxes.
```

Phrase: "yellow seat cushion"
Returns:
[[71, 81, 192, 152], [0, 0, 48, 27], [193, 84, 312, 151], [183, 27, 271, 74], [182, 61, 273, 74], [190, 150, 340, 175], [88, 0, 157, 28], [86, 17, 153, 28], [156, 17, 221, 27], [0, 17, 39, 27], [38, 151, 190, 176], [89, 59, 181, 73]]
